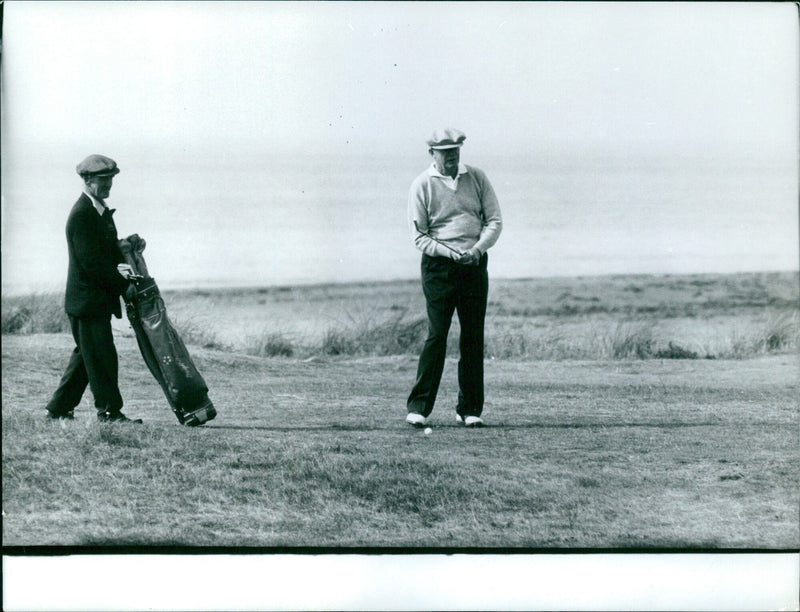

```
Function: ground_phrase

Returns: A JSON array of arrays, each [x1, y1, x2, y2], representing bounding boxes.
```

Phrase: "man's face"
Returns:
[[430, 147, 460, 178], [85, 175, 114, 200]]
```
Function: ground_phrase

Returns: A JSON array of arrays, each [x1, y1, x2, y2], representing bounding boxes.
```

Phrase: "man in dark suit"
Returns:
[[45, 154, 142, 423]]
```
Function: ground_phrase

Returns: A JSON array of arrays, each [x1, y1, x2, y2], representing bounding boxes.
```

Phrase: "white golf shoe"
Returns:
[[456, 414, 484, 428], [406, 412, 428, 428]]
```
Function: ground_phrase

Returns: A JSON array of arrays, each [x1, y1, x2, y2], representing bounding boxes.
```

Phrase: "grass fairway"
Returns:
[[3, 332, 798, 549]]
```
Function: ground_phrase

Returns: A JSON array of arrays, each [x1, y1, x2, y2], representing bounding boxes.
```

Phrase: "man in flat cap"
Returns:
[[406, 128, 502, 428], [45, 154, 143, 423]]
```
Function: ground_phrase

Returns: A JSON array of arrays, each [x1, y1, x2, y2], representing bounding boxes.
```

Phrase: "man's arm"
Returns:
[[70, 211, 130, 295], [471, 169, 502, 256], [408, 179, 460, 260]]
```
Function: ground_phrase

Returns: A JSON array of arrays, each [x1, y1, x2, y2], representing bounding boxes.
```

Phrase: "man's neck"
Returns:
[[434, 164, 459, 177], [84, 190, 107, 215]]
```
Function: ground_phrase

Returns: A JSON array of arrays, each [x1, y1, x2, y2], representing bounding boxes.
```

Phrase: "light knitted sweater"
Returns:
[[408, 163, 503, 260]]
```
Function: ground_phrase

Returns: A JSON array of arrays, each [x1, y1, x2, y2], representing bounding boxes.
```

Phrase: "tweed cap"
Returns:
[[426, 128, 466, 150], [76, 154, 120, 178]]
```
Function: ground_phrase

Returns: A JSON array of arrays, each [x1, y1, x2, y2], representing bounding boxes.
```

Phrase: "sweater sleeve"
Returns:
[[471, 168, 503, 255], [407, 177, 459, 260]]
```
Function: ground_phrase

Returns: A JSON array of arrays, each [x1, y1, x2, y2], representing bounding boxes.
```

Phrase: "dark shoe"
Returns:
[[47, 410, 74, 420], [98, 410, 142, 424]]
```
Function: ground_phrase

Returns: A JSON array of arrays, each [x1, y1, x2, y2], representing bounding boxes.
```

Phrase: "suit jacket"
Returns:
[[64, 194, 129, 318]]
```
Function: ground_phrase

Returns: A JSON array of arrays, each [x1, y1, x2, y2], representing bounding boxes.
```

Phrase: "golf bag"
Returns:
[[120, 236, 217, 426]]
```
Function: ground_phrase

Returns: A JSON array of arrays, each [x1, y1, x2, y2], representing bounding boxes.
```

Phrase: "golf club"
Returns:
[[413, 221, 464, 257]]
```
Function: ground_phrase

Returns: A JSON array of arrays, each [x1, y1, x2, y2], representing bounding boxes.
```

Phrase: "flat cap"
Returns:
[[76, 154, 120, 178], [427, 128, 466, 150]]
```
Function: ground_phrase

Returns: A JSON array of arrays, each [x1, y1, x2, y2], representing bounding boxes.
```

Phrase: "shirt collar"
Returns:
[[428, 162, 468, 179], [84, 190, 107, 216]]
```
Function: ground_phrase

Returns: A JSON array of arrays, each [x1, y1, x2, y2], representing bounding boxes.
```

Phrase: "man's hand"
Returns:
[[117, 263, 135, 279], [125, 234, 146, 253], [458, 248, 482, 266], [117, 263, 143, 281]]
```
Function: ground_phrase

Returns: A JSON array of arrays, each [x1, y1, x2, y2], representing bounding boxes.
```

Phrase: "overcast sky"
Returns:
[[2, 1, 797, 162], [1, 2, 798, 294]]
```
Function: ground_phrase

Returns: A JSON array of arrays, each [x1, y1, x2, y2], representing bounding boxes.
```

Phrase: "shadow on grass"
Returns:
[[202, 424, 390, 432], [201, 420, 733, 432]]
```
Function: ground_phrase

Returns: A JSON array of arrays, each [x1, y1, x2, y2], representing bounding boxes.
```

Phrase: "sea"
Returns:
[[2, 151, 797, 295]]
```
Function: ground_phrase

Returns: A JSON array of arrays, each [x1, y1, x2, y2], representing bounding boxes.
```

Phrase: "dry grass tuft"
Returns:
[[607, 322, 656, 359], [321, 309, 427, 356], [245, 330, 295, 357], [169, 315, 230, 351], [2, 293, 70, 334]]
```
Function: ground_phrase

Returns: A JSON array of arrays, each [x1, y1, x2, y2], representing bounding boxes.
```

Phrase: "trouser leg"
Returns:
[[407, 256, 456, 418], [45, 317, 90, 415], [456, 254, 488, 417], [73, 315, 124, 414]]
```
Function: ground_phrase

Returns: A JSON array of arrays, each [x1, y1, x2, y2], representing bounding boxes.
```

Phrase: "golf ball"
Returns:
[[424, 427, 433, 435]]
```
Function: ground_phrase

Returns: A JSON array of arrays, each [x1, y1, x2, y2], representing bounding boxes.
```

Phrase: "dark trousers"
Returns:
[[46, 315, 123, 416], [407, 253, 488, 418]]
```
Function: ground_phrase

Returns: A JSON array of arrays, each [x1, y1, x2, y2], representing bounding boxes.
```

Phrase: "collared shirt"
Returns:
[[83, 189, 107, 216], [427, 162, 469, 191]]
